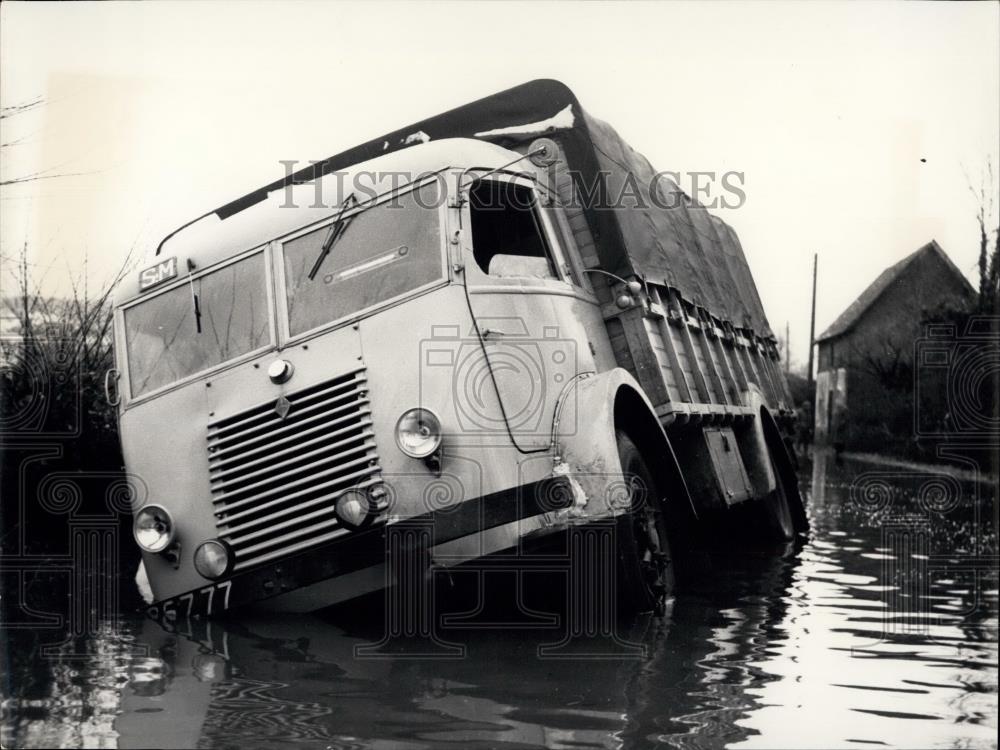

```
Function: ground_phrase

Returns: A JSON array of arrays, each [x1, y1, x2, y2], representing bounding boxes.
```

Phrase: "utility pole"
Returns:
[[807, 253, 817, 389]]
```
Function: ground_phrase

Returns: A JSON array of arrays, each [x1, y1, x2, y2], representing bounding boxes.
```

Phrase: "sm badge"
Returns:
[[139, 257, 178, 291]]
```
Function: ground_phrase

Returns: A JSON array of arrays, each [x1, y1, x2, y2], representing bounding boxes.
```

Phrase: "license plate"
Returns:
[[148, 580, 232, 620]]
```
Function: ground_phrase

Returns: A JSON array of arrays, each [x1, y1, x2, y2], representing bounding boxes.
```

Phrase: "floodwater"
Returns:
[[2, 451, 997, 749]]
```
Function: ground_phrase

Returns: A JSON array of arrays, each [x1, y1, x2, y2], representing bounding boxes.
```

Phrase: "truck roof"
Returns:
[[118, 138, 518, 302], [152, 79, 774, 338]]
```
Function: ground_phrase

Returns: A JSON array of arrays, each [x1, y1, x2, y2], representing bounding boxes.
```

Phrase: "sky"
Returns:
[[2, 1, 998, 370]]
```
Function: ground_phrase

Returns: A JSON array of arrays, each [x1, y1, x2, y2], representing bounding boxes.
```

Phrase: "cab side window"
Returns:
[[469, 180, 558, 280]]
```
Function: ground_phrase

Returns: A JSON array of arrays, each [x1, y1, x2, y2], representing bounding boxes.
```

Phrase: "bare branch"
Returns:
[[0, 97, 45, 120], [0, 170, 96, 187]]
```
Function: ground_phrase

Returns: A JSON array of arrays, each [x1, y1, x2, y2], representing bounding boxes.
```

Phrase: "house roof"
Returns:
[[816, 240, 974, 342]]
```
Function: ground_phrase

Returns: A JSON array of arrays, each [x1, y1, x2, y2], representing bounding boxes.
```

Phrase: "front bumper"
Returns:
[[146, 476, 570, 620]]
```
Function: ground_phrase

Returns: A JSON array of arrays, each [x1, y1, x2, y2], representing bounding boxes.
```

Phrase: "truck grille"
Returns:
[[207, 367, 380, 571]]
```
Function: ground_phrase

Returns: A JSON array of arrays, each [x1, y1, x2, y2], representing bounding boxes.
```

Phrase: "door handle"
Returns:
[[104, 368, 121, 407]]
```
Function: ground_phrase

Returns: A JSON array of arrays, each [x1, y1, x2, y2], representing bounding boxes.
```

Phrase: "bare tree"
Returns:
[[1, 242, 137, 441], [849, 337, 911, 391], [968, 157, 1000, 312]]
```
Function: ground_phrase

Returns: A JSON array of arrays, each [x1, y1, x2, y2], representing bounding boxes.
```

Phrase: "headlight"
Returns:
[[395, 407, 442, 458], [133, 504, 175, 553], [335, 488, 374, 529], [193, 539, 232, 579]]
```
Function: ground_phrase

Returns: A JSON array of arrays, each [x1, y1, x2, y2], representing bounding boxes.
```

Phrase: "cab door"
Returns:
[[455, 174, 614, 451]]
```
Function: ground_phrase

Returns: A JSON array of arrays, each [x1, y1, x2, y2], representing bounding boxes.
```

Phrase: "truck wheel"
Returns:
[[759, 407, 809, 538], [615, 431, 675, 615], [757, 451, 795, 542]]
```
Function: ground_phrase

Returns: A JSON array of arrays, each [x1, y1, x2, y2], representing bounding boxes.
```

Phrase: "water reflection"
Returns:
[[2, 454, 996, 749]]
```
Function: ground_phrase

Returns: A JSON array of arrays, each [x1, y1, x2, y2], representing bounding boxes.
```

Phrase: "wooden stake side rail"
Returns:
[[603, 282, 792, 427]]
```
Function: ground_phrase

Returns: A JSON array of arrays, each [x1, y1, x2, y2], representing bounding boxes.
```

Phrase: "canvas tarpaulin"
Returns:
[[566, 111, 773, 337]]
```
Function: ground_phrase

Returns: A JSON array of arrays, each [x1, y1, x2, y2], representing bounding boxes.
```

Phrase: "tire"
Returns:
[[723, 435, 802, 549], [615, 431, 675, 615], [757, 450, 796, 542], [759, 408, 809, 539]]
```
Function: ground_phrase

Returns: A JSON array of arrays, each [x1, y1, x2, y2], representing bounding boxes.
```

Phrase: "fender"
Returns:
[[550, 368, 697, 522], [733, 384, 778, 499], [733, 384, 809, 533], [759, 404, 810, 533]]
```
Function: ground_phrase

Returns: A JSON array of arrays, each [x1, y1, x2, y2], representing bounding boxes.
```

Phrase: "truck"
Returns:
[[110, 79, 807, 620]]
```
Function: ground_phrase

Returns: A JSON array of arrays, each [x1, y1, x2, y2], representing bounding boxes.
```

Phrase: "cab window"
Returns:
[[124, 252, 270, 397], [469, 180, 558, 280], [282, 182, 443, 336]]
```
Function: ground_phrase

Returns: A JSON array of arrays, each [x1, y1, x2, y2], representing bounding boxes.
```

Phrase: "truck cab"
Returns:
[[113, 81, 806, 620]]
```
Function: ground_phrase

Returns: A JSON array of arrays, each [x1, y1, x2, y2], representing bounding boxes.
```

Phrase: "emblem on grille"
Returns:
[[274, 395, 292, 419]]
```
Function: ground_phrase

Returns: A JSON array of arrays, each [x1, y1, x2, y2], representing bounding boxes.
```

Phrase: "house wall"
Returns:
[[814, 249, 974, 445], [814, 366, 846, 442]]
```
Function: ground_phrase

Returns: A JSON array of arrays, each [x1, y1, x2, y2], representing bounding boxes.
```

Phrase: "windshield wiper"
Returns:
[[193, 293, 202, 334], [186, 260, 203, 334], [308, 193, 359, 281]]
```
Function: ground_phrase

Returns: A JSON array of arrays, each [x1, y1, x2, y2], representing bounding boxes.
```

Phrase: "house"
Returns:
[[814, 240, 975, 444]]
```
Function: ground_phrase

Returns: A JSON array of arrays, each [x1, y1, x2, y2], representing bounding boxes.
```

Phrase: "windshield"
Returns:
[[283, 181, 442, 336], [124, 252, 270, 397]]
